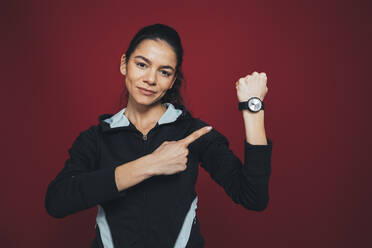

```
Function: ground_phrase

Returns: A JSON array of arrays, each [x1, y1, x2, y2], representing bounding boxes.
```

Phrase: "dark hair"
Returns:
[[118, 23, 186, 110]]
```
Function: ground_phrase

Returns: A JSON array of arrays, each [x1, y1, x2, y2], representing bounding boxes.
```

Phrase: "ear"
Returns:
[[120, 54, 127, 76]]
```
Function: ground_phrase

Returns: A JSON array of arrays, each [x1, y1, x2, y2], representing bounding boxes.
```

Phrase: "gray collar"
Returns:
[[103, 102, 183, 128]]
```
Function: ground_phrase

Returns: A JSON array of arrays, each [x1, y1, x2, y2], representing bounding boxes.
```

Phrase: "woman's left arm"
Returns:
[[195, 71, 273, 211]]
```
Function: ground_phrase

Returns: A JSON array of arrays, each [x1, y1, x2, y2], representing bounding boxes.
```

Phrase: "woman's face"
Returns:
[[121, 39, 177, 106]]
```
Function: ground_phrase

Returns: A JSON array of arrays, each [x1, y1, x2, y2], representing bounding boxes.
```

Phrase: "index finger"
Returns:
[[179, 126, 213, 146]]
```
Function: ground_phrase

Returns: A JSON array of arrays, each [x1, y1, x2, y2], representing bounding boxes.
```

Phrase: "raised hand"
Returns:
[[150, 126, 213, 176], [235, 71, 268, 102]]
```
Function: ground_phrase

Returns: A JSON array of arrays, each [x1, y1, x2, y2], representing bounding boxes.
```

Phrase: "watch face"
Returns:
[[248, 98, 262, 112]]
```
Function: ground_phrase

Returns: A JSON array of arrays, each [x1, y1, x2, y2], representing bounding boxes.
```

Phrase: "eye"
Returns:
[[160, 70, 171, 77], [136, 62, 146, 68]]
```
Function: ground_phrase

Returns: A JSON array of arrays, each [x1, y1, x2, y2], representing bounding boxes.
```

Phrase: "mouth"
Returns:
[[137, 86, 156, 96]]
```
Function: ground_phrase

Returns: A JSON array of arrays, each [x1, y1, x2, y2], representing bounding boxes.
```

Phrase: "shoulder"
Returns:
[[77, 124, 99, 139], [70, 124, 100, 151]]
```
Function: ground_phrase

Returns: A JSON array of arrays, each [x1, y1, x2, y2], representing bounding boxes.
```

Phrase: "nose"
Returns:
[[144, 68, 157, 85]]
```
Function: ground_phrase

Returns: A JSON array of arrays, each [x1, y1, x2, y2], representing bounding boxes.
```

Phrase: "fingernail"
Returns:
[[206, 126, 212, 130]]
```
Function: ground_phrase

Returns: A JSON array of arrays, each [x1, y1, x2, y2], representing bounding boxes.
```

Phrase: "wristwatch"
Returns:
[[238, 97, 264, 113]]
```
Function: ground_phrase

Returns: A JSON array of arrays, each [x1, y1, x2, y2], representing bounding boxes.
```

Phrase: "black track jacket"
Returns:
[[45, 103, 273, 248]]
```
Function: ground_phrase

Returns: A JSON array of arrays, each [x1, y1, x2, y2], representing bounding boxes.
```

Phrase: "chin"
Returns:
[[133, 94, 159, 106]]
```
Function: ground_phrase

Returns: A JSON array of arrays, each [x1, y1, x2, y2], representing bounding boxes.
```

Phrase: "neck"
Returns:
[[124, 98, 167, 129]]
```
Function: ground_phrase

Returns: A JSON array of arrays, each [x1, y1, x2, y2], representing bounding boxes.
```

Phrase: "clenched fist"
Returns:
[[150, 126, 212, 176], [235, 71, 268, 102]]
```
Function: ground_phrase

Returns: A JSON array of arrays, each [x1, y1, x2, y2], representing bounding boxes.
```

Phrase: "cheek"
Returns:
[[125, 68, 141, 86]]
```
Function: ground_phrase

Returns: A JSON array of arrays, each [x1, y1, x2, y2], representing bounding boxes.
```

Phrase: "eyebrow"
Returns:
[[134, 55, 175, 71]]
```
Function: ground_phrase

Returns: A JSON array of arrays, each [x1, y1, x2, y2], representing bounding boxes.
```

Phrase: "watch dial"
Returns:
[[248, 98, 262, 111]]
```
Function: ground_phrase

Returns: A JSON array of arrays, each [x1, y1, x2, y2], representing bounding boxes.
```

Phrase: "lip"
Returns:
[[137, 86, 156, 96]]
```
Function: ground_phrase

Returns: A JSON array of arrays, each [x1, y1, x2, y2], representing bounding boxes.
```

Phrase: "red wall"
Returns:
[[1, 0, 371, 247]]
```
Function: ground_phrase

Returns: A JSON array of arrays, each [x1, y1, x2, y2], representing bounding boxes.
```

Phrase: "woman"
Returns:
[[45, 23, 273, 248]]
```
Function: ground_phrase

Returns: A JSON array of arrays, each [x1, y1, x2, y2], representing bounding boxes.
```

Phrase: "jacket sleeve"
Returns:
[[195, 120, 273, 211], [44, 125, 124, 218]]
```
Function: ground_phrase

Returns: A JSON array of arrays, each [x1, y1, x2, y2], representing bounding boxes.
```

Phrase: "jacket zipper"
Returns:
[[140, 124, 161, 247]]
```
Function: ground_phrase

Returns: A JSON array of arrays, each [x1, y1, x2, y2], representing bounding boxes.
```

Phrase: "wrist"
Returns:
[[242, 108, 264, 119], [141, 154, 158, 177]]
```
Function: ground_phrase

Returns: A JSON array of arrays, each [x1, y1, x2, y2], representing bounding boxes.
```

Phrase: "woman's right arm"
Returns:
[[45, 125, 210, 218]]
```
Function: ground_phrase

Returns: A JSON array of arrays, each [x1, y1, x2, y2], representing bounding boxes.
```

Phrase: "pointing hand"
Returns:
[[150, 126, 213, 176]]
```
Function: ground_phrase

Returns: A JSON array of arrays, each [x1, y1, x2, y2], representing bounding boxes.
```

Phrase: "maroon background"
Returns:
[[1, 0, 371, 247]]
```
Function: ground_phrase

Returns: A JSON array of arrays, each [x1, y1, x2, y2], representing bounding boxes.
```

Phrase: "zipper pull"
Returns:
[[142, 134, 147, 141]]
